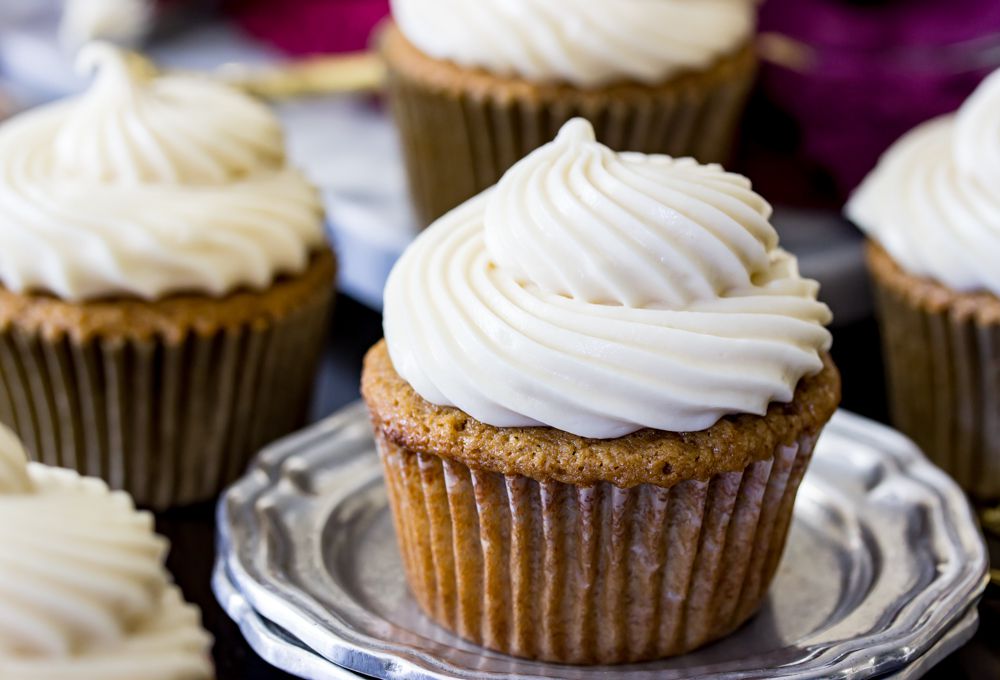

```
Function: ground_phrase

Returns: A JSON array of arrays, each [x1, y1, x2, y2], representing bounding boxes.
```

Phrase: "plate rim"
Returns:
[[216, 405, 989, 680], [210, 556, 982, 680]]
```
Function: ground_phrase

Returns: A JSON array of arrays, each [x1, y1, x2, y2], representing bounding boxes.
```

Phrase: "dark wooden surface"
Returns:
[[156, 293, 1000, 679]]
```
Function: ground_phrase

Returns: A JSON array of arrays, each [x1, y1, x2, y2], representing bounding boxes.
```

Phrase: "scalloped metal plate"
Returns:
[[211, 561, 978, 680], [216, 404, 988, 679]]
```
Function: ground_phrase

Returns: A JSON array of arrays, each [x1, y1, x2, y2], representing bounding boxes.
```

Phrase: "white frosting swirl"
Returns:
[[390, 0, 755, 88], [0, 42, 325, 302], [847, 68, 1000, 297], [0, 427, 213, 679], [384, 119, 832, 438]]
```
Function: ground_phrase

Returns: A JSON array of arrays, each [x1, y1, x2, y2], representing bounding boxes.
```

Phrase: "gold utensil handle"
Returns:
[[756, 32, 816, 72], [217, 51, 385, 100]]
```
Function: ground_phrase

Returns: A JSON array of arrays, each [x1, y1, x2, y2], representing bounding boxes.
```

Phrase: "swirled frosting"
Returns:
[[383, 119, 833, 438], [0, 425, 213, 679], [847, 68, 1000, 297], [0, 42, 325, 302], [390, 0, 755, 88]]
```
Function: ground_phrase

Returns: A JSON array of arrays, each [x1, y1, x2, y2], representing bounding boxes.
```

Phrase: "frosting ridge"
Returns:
[[0, 43, 325, 302], [390, 0, 755, 88], [847, 67, 1000, 297], [0, 426, 213, 679], [384, 119, 832, 438]]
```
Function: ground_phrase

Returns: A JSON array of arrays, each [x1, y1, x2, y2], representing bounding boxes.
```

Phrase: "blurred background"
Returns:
[[3, 1, 1000, 677], [4, 0, 998, 325], [6, 0, 999, 426]]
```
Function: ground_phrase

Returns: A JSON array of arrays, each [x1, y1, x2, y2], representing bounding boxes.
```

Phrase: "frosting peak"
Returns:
[[55, 43, 284, 186], [0, 428, 213, 679], [391, 0, 756, 88], [847, 67, 1000, 297], [484, 119, 777, 308], [384, 119, 832, 438], [0, 43, 325, 302], [76, 41, 155, 88]]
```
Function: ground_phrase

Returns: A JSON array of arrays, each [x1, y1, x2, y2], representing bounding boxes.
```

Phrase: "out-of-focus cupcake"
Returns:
[[0, 44, 335, 509], [0, 424, 214, 679], [847, 68, 1000, 501], [362, 119, 839, 664], [381, 0, 759, 225]]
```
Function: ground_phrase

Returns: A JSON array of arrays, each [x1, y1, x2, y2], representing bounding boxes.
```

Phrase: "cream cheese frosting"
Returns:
[[847, 68, 1000, 297], [390, 0, 756, 88], [0, 42, 325, 302], [383, 119, 833, 438], [0, 424, 213, 680]]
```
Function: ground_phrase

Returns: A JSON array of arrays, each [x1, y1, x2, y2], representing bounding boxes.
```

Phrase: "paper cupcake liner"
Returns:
[[381, 26, 757, 226], [868, 244, 1000, 501], [375, 428, 817, 665], [0, 283, 333, 510]]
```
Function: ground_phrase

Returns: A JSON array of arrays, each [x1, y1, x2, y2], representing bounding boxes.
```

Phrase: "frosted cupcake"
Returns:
[[0, 424, 213, 679], [362, 119, 839, 664], [0, 44, 335, 509], [847, 68, 1000, 501], [381, 0, 759, 225]]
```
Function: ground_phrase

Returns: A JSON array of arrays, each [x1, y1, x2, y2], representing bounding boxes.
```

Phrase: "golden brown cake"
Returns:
[[0, 44, 334, 508], [380, 0, 758, 225], [365, 341, 840, 489], [364, 341, 839, 664], [362, 120, 839, 664]]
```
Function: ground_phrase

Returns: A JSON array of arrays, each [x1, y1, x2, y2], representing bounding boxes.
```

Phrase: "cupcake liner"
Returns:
[[375, 428, 818, 665], [380, 26, 758, 226], [868, 243, 1000, 501], [0, 279, 333, 510]]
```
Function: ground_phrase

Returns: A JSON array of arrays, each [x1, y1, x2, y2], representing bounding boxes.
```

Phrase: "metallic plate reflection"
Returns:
[[216, 404, 988, 680]]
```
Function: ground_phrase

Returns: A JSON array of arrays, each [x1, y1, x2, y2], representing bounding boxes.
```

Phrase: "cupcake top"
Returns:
[[383, 119, 833, 438], [0, 43, 325, 302], [0, 425, 213, 680], [847, 67, 1000, 297], [390, 0, 756, 88]]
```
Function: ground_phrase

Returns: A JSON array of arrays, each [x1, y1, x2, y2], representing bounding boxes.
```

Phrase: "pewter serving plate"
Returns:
[[215, 404, 989, 680], [211, 558, 980, 680]]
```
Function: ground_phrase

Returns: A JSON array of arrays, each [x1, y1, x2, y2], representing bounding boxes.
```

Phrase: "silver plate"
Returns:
[[213, 557, 361, 680], [216, 404, 988, 680], [212, 559, 981, 680]]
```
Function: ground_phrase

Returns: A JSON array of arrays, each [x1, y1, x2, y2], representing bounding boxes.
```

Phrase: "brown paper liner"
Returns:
[[375, 427, 818, 665], [867, 242, 1000, 501], [380, 24, 758, 226], [0, 252, 335, 510]]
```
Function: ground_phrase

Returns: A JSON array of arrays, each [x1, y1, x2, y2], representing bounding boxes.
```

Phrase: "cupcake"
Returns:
[[0, 44, 335, 509], [381, 0, 759, 226], [362, 119, 839, 664], [847, 68, 1000, 501], [0, 424, 214, 679]]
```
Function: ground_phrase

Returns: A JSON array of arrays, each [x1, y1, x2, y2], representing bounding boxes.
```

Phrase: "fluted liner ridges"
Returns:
[[375, 430, 817, 665], [383, 34, 757, 226], [0, 288, 332, 510], [870, 255, 1000, 501]]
